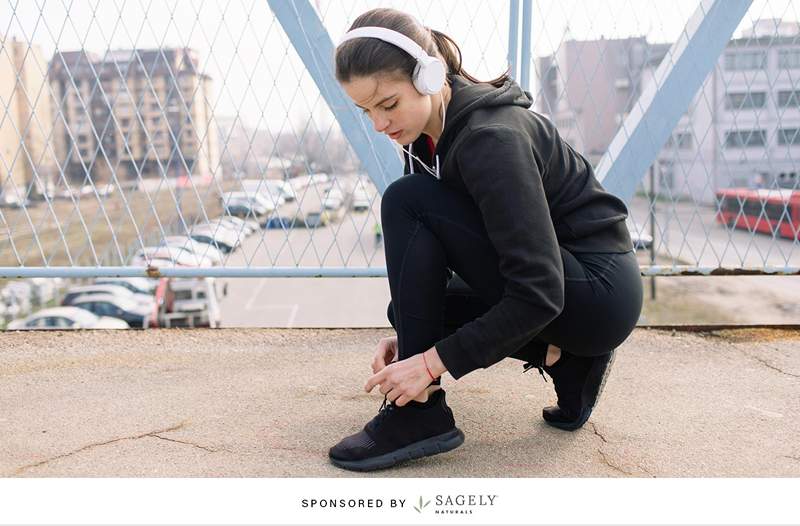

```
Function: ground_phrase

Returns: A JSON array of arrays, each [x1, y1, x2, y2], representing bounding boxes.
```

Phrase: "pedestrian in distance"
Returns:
[[329, 7, 644, 472]]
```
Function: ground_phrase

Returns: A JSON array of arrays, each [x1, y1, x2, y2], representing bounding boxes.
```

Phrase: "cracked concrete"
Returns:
[[596, 448, 633, 476], [1, 327, 798, 477], [737, 348, 800, 379], [11, 422, 188, 476], [589, 421, 608, 444]]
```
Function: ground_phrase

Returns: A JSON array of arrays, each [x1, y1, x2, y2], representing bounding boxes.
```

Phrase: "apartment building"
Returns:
[[48, 47, 219, 186], [536, 36, 656, 166], [0, 36, 57, 201], [537, 20, 800, 205]]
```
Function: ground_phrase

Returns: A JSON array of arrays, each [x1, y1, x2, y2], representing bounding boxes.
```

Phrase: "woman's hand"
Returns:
[[364, 348, 447, 407], [371, 335, 398, 374]]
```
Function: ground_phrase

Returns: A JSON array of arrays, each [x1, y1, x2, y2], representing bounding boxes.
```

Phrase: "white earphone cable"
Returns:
[[401, 90, 447, 179]]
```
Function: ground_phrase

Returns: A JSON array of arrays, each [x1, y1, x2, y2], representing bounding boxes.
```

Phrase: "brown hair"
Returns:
[[335, 7, 510, 88]]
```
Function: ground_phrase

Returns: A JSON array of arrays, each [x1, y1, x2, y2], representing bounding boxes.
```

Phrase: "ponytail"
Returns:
[[429, 28, 511, 88]]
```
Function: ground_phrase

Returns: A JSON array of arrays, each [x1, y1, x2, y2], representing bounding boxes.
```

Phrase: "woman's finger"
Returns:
[[372, 357, 384, 374], [387, 387, 404, 404]]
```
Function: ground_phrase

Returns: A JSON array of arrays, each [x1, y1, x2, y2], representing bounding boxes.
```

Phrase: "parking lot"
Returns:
[[3, 179, 799, 331]]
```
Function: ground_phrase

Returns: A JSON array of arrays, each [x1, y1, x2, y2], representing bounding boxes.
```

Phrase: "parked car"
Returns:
[[160, 236, 225, 265], [0, 194, 31, 208], [130, 246, 215, 267], [94, 277, 159, 296], [239, 180, 289, 206], [350, 189, 371, 212], [212, 215, 259, 236], [7, 306, 129, 330], [221, 191, 275, 217], [322, 188, 344, 210], [189, 226, 241, 254], [61, 284, 154, 309], [160, 277, 222, 328], [305, 211, 329, 228], [201, 219, 252, 243], [263, 215, 298, 229], [68, 294, 154, 328], [289, 173, 328, 190]]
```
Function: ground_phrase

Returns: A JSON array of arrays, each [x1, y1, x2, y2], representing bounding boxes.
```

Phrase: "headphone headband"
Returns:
[[337, 26, 446, 95], [339, 27, 428, 63]]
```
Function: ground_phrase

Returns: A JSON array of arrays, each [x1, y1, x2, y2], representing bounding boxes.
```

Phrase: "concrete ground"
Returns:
[[1, 327, 798, 477]]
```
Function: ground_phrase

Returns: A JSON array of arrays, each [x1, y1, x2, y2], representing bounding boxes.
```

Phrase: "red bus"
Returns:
[[715, 188, 800, 240]]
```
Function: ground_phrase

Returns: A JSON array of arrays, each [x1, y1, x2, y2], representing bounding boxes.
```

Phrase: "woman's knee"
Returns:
[[381, 174, 433, 222], [386, 301, 396, 329]]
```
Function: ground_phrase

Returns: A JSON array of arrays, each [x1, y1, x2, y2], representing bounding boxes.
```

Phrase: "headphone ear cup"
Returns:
[[413, 57, 446, 95]]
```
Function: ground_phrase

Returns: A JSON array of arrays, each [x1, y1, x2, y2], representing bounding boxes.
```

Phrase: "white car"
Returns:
[[68, 294, 153, 328], [201, 219, 252, 242], [130, 246, 215, 267], [162, 277, 222, 328], [213, 216, 259, 235], [189, 225, 242, 254], [7, 306, 129, 330], [160, 236, 225, 265], [94, 277, 158, 295], [322, 188, 344, 210], [238, 180, 288, 207], [221, 191, 276, 216], [350, 187, 371, 211], [61, 284, 155, 309]]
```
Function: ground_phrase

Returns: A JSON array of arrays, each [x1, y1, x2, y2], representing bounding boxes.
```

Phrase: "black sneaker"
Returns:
[[328, 388, 465, 472], [524, 350, 617, 431]]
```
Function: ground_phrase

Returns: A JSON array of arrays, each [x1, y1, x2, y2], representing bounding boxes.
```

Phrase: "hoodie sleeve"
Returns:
[[433, 125, 565, 380]]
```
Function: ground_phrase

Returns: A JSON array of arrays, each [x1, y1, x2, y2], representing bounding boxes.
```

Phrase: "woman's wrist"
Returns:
[[423, 346, 447, 377]]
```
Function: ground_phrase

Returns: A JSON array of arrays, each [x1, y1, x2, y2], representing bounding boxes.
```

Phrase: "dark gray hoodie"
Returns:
[[402, 73, 634, 380]]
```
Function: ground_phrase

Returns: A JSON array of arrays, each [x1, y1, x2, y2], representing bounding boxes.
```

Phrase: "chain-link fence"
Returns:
[[1, 0, 799, 291]]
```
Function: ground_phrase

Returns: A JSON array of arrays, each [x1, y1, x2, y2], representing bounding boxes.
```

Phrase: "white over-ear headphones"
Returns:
[[337, 26, 446, 95]]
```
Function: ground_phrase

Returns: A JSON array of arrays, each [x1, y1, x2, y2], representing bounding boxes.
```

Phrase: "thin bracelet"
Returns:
[[422, 351, 436, 381]]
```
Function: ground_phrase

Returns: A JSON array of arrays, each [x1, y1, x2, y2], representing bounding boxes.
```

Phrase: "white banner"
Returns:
[[1, 478, 799, 524]]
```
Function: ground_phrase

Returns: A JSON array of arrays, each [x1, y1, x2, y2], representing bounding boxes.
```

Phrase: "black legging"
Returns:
[[382, 173, 643, 385]]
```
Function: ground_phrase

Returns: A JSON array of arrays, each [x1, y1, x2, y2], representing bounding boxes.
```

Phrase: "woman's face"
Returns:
[[341, 73, 432, 146]]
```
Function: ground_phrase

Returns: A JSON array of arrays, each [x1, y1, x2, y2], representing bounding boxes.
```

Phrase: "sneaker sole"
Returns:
[[542, 406, 593, 431], [328, 427, 465, 472], [541, 351, 617, 432], [588, 350, 617, 408]]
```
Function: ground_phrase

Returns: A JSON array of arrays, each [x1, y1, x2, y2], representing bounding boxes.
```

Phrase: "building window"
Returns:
[[724, 129, 767, 148], [778, 49, 800, 69], [666, 132, 693, 150], [777, 172, 797, 189], [778, 128, 800, 145], [724, 51, 767, 71], [778, 90, 800, 108], [724, 91, 767, 110]]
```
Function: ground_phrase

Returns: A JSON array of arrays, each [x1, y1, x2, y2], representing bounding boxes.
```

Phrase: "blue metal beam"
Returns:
[[595, 0, 752, 204], [267, 0, 402, 195], [507, 0, 520, 80], [520, 0, 532, 92]]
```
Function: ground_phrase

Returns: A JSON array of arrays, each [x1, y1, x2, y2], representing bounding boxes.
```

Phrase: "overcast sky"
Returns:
[[2, 0, 797, 133]]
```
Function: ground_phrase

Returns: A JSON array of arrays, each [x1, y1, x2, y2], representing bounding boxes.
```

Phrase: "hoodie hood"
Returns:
[[437, 74, 533, 151]]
